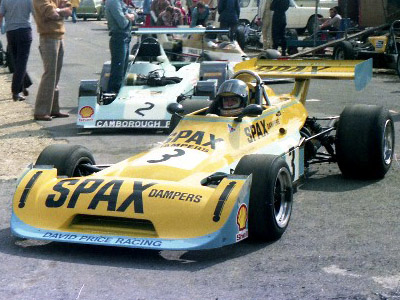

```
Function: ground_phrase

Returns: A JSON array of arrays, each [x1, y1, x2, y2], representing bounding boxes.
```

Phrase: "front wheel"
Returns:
[[396, 55, 400, 78], [234, 154, 293, 241], [336, 105, 395, 179], [36, 144, 96, 177]]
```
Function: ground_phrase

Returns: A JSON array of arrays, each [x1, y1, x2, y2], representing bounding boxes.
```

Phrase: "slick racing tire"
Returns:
[[36, 144, 96, 177], [236, 24, 247, 50], [167, 99, 212, 134], [333, 41, 355, 60], [286, 29, 299, 55], [306, 15, 318, 35], [336, 104, 395, 179], [234, 154, 293, 241]]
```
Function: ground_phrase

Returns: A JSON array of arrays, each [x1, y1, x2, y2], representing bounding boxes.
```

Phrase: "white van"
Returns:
[[296, 0, 337, 8]]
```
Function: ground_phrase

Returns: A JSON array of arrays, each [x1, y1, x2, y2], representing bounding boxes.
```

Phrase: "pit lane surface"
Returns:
[[1, 20, 400, 300]]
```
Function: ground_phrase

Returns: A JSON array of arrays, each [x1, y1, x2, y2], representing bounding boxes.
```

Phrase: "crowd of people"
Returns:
[[0, 0, 342, 121]]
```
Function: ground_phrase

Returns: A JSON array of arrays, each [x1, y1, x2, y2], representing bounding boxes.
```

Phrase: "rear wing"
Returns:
[[131, 27, 229, 35], [234, 58, 373, 91]]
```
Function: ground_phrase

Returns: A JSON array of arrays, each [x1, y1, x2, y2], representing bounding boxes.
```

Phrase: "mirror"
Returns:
[[234, 104, 263, 122], [167, 102, 184, 115]]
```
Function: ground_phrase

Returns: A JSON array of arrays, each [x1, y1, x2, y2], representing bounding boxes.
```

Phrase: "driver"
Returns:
[[215, 79, 249, 117]]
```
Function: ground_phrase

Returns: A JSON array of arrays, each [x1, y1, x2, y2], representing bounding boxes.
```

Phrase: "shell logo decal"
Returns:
[[237, 204, 248, 231], [236, 204, 248, 242], [79, 106, 95, 118]]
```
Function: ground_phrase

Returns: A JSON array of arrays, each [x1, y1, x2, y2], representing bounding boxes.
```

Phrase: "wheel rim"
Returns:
[[383, 119, 394, 165], [335, 48, 345, 60], [273, 167, 292, 228]]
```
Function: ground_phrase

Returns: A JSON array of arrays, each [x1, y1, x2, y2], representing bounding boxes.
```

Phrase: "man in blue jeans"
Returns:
[[105, 0, 135, 94]]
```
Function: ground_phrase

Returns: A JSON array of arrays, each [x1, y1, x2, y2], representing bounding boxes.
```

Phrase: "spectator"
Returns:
[[270, 0, 289, 56], [0, 0, 33, 102], [70, 0, 80, 23], [186, 0, 197, 22], [190, 1, 209, 27], [217, 0, 240, 41], [150, 0, 170, 25], [157, 5, 182, 26], [143, 0, 152, 26], [320, 6, 342, 31], [260, 0, 272, 50], [105, 0, 135, 94], [175, 1, 187, 25], [32, 0, 72, 121]]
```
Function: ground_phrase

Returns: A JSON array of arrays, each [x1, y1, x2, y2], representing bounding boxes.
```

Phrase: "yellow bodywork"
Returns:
[[12, 58, 372, 249]]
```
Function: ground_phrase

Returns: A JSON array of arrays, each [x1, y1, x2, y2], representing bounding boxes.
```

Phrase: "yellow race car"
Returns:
[[10, 58, 395, 250]]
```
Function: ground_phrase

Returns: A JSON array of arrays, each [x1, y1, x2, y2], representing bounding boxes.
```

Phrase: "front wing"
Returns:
[[11, 170, 251, 250]]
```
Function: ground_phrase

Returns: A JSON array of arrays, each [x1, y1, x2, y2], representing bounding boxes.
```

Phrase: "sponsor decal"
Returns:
[[41, 232, 163, 247], [164, 130, 224, 151], [236, 204, 248, 242], [18, 171, 43, 208], [79, 106, 95, 118], [148, 189, 202, 202], [43, 179, 155, 214], [95, 120, 169, 128], [203, 72, 222, 77], [375, 40, 384, 49], [228, 124, 236, 133], [257, 65, 330, 74], [244, 119, 280, 143]]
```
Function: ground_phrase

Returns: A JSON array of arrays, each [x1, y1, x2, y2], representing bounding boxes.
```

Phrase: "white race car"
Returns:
[[77, 35, 233, 130]]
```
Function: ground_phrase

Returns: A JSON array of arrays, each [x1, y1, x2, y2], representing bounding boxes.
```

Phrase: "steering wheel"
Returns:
[[140, 36, 160, 45]]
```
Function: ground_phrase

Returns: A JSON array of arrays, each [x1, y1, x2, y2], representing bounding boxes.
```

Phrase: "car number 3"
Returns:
[[147, 149, 185, 163]]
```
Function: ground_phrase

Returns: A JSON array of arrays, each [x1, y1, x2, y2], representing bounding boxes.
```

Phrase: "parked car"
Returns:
[[76, 0, 105, 21], [211, 0, 330, 35], [333, 20, 400, 78], [77, 35, 234, 130], [296, 0, 337, 8]]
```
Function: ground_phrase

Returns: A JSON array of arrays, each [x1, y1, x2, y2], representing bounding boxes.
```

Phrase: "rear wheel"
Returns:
[[236, 24, 247, 50], [234, 154, 293, 241], [396, 55, 400, 78], [336, 105, 395, 179], [333, 41, 355, 60], [36, 144, 96, 177], [306, 15, 318, 35], [286, 29, 299, 55]]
